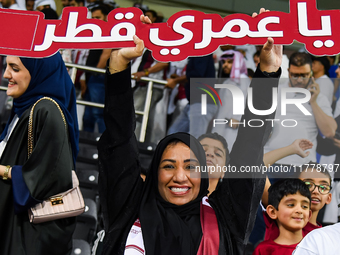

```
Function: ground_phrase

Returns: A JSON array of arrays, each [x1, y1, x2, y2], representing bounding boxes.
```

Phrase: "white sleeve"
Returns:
[[334, 99, 340, 118], [323, 181, 340, 224], [293, 226, 339, 255], [292, 234, 319, 255], [317, 77, 334, 105], [259, 200, 266, 211], [293, 247, 318, 255], [317, 94, 333, 117]]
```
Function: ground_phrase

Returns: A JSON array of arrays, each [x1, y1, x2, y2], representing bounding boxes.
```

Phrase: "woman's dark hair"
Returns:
[[197, 132, 230, 165], [268, 179, 311, 210]]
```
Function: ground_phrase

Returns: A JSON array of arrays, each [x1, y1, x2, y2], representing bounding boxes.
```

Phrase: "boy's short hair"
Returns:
[[300, 161, 332, 186], [311, 56, 330, 76], [268, 179, 311, 210], [197, 132, 230, 165]]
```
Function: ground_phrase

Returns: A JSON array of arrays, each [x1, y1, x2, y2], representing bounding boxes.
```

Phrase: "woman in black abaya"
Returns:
[[0, 53, 79, 255], [97, 14, 282, 255]]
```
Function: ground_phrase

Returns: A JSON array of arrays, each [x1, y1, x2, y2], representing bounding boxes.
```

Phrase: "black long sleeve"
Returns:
[[98, 66, 144, 255], [209, 66, 281, 255]]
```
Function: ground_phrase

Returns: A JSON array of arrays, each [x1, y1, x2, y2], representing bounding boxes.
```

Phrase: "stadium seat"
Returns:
[[73, 198, 98, 243], [72, 239, 91, 255]]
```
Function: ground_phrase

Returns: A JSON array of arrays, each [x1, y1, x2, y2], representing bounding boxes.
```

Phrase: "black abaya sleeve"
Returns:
[[2, 100, 74, 203], [0, 100, 75, 255], [98, 66, 144, 255], [209, 67, 281, 255]]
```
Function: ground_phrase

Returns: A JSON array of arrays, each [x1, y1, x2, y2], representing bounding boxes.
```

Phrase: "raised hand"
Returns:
[[290, 139, 313, 158], [308, 77, 320, 104], [252, 8, 283, 73], [108, 15, 151, 74]]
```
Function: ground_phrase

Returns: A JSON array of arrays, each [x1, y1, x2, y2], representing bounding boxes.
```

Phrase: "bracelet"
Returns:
[[3, 165, 10, 180], [144, 69, 149, 76]]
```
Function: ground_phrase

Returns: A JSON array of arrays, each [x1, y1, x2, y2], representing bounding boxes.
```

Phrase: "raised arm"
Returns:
[[263, 139, 313, 167], [309, 78, 337, 138], [262, 139, 313, 207], [97, 15, 151, 254], [108, 35, 145, 75], [209, 28, 283, 253]]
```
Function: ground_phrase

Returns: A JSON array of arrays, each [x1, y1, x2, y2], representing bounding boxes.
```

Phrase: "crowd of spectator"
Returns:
[[1, 1, 340, 254]]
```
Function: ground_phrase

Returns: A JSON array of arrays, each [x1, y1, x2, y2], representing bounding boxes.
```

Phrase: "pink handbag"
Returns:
[[27, 97, 85, 224], [28, 170, 85, 223]]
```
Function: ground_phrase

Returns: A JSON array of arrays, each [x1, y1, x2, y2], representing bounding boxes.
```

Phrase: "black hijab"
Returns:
[[139, 132, 209, 255]]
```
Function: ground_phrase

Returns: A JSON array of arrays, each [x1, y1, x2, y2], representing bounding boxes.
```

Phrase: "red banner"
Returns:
[[0, 0, 339, 61]]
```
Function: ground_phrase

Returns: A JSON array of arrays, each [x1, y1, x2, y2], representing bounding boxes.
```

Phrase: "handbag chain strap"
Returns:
[[28, 97, 67, 158]]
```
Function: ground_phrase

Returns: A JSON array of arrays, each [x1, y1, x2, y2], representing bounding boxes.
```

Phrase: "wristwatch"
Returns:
[[3, 165, 10, 180]]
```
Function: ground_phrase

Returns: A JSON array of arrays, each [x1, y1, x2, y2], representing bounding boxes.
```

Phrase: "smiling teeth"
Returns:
[[312, 199, 320, 202], [171, 187, 189, 192]]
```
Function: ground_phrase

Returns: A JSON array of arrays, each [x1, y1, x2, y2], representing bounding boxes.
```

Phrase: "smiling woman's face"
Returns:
[[158, 142, 201, 206], [4, 56, 31, 99]]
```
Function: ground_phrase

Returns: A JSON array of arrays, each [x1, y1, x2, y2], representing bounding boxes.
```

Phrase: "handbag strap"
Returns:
[[28, 97, 67, 158]]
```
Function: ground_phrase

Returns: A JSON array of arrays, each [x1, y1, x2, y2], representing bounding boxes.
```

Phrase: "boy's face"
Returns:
[[299, 171, 332, 212], [267, 192, 311, 232], [200, 137, 227, 179]]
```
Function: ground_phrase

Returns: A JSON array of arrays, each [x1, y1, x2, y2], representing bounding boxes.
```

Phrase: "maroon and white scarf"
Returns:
[[124, 196, 220, 255]]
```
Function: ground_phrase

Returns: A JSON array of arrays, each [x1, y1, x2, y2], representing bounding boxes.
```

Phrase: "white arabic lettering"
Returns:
[[298, 2, 331, 36], [34, 24, 56, 51], [149, 15, 194, 46], [248, 16, 283, 37], [65, 12, 102, 41], [195, 16, 283, 50], [35, 11, 136, 51]]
